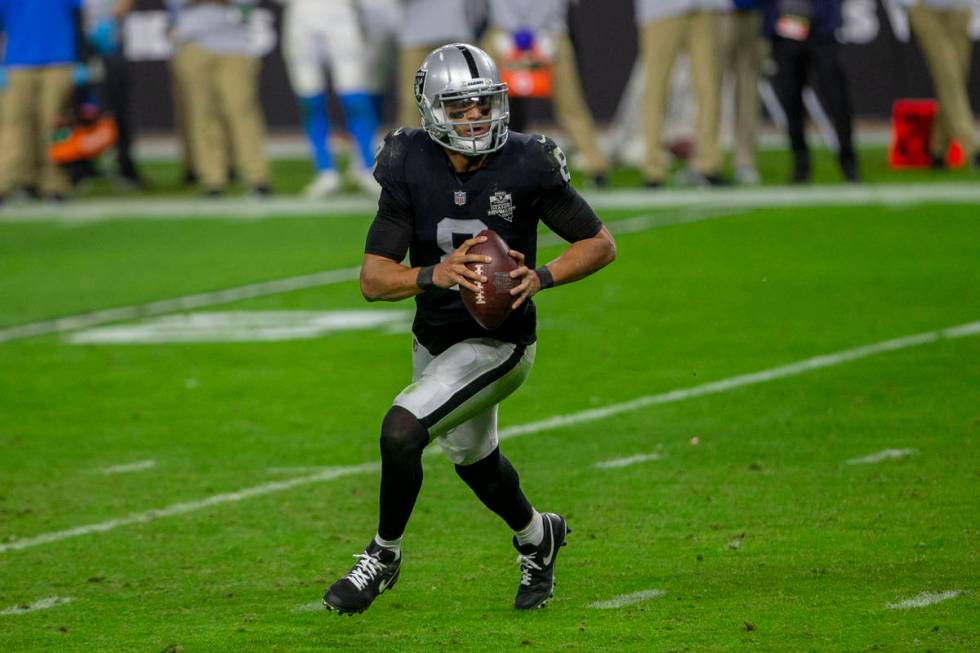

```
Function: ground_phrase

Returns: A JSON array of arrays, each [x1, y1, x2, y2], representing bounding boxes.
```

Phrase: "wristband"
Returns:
[[417, 265, 436, 290], [535, 265, 554, 289]]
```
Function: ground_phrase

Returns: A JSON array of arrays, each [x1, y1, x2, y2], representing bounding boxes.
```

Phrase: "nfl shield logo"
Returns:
[[454, 191, 467, 206]]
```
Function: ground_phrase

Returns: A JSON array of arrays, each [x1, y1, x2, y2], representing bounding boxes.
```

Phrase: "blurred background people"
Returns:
[[165, 0, 197, 185], [721, 0, 763, 185], [169, 0, 270, 197], [635, 0, 727, 188], [396, 0, 484, 129], [0, 0, 83, 203], [903, 0, 977, 170], [484, 0, 610, 187], [763, 0, 858, 183], [84, 0, 144, 188], [279, 0, 389, 198]]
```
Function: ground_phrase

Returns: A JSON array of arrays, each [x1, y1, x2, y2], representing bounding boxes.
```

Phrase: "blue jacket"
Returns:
[[0, 0, 82, 67], [762, 0, 842, 41]]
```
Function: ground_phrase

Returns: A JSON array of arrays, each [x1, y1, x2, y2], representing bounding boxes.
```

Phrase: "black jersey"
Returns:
[[365, 128, 603, 355]]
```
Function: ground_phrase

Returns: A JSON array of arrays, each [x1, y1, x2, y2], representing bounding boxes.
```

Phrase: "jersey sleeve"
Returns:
[[535, 183, 603, 243], [365, 129, 413, 262], [527, 134, 573, 192]]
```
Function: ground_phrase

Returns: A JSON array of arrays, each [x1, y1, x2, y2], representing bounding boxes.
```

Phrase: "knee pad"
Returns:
[[380, 406, 429, 462]]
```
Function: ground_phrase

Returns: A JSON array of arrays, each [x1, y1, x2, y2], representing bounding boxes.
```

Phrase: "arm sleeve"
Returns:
[[535, 184, 603, 244], [364, 129, 415, 261], [364, 185, 413, 261]]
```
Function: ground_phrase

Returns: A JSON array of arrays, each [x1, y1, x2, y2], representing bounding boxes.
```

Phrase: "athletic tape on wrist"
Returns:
[[417, 265, 436, 290], [535, 265, 554, 289]]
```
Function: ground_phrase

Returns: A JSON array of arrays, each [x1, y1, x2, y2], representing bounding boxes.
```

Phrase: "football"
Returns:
[[461, 229, 519, 330]]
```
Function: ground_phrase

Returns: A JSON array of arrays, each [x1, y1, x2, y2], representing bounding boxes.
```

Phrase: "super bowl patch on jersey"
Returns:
[[488, 191, 514, 222]]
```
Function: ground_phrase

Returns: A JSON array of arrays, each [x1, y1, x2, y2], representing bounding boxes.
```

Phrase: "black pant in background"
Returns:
[[771, 36, 858, 182], [100, 51, 139, 181]]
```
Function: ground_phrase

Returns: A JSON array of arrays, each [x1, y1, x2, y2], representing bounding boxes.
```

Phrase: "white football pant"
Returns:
[[394, 337, 536, 465]]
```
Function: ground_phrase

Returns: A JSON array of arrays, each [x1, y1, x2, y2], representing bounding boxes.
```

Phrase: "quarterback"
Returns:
[[323, 43, 616, 614]]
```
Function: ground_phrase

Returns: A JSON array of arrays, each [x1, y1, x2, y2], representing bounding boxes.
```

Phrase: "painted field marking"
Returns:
[[66, 310, 411, 344], [3, 183, 980, 223], [588, 589, 666, 609], [2, 318, 979, 555], [593, 453, 664, 469], [0, 463, 378, 554], [537, 206, 747, 248], [885, 590, 962, 610], [95, 460, 157, 475], [266, 466, 332, 475], [0, 267, 360, 344], [292, 601, 326, 613], [498, 320, 980, 443], [845, 448, 917, 465], [0, 597, 74, 616], [0, 207, 735, 345]]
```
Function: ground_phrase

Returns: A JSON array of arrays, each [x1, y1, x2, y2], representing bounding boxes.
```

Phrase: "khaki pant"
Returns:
[[909, 5, 976, 159], [398, 45, 432, 129], [169, 56, 196, 175], [640, 11, 722, 181], [548, 33, 608, 175], [173, 43, 269, 189], [481, 29, 608, 175], [0, 66, 73, 196], [721, 10, 763, 170]]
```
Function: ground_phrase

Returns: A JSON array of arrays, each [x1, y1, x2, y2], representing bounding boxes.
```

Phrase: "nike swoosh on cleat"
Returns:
[[378, 574, 395, 592], [541, 523, 556, 566]]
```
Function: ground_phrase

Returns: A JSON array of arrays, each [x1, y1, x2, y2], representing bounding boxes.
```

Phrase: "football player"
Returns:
[[322, 43, 616, 614], [279, 0, 385, 197]]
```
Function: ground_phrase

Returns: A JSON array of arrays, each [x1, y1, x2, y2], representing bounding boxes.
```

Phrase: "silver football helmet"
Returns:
[[414, 43, 510, 155]]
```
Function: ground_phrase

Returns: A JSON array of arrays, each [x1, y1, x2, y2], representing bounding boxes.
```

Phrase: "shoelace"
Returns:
[[516, 553, 542, 586], [345, 552, 386, 591]]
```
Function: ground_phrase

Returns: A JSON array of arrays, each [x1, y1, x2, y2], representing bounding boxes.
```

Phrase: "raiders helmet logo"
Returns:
[[414, 69, 428, 104]]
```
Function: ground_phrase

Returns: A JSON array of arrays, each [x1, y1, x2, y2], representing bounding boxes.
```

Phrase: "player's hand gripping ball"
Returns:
[[461, 229, 519, 330]]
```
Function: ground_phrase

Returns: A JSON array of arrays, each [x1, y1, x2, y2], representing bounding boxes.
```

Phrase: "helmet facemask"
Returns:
[[419, 80, 510, 155]]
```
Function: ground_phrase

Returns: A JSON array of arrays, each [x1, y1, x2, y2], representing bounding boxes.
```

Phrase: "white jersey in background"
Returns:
[[169, 0, 258, 55], [487, 0, 568, 35], [281, 0, 373, 95], [398, 0, 484, 47]]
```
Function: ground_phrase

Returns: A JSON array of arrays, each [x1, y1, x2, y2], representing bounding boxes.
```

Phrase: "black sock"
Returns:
[[455, 447, 533, 531], [377, 406, 429, 541]]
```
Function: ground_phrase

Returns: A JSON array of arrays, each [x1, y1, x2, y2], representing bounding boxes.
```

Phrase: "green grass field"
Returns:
[[1, 154, 979, 652]]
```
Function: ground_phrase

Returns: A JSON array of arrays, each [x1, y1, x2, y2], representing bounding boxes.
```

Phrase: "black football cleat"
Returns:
[[323, 541, 401, 615], [513, 513, 570, 610]]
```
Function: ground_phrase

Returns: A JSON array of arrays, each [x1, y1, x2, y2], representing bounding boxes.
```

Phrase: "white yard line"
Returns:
[[0, 597, 74, 616], [844, 449, 917, 465], [588, 589, 667, 609], [0, 267, 360, 344], [3, 183, 980, 223], [593, 453, 664, 469], [95, 460, 157, 475], [537, 206, 746, 248], [0, 463, 378, 554], [885, 590, 962, 610], [2, 319, 978, 555], [292, 601, 326, 613], [266, 466, 332, 475]]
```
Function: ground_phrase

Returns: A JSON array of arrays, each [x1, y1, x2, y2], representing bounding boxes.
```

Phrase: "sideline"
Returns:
[[3, 183, 980, 223]]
